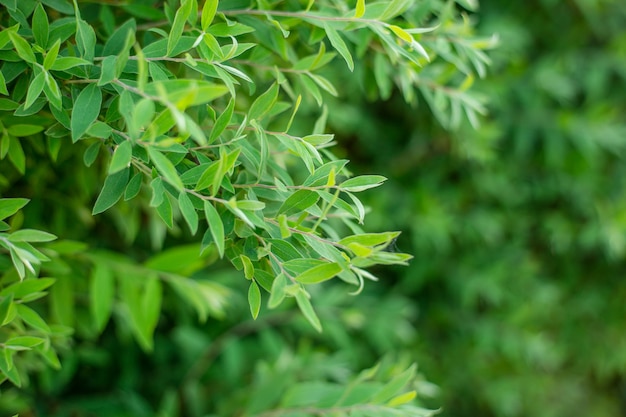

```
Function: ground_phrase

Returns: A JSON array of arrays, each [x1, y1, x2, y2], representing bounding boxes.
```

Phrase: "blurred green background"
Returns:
[[331, 0, 626, 416]]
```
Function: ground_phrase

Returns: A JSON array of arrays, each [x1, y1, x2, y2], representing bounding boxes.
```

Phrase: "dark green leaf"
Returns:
[[33, 3, 50, 48], [92, 168, 130, 215]]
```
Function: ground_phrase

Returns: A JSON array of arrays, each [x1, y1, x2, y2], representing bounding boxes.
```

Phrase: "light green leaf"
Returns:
[[0, 198, 29, 221], [50, 56, 91, 71], [24, 72, 46, 110], [241, 254, 254, 279], [5, 336, 45, 351], [295, 262, 342, 284], [209, 97, 235, 144], [201, 0, 218, 31], [167, 0, 193, 56], [92, 168, 130, 215], [308, 73, 338, 96], [7, 124, 44, 137], [108, 141, 133, 174], [8, 229, 57, 243], [44, 39, 61, 71], [248, 82, 279, 121], [16, 304, 50, 332], [268, 273, 287, 309], [178, 191, 199, 235], [8, 30, 36, 63], [323, 24, 354, 71], [355, 0, 366, 18], [204, 201, 224, 258], [340, 175, 387, 192], [338, 231, 400, 247], [372, 364, 417, 403], [147, 147, 184, 191], [248, 280, 261, 319], [71, 83, 102, 142], [295, 288, 322, 332]]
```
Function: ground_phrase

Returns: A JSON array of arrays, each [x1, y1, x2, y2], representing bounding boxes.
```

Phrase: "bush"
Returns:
[[0, 0, 489, 415]]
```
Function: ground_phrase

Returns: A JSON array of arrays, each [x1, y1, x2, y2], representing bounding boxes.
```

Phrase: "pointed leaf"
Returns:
[[71, 83, 102, 142], [248, 280, 261, 319], [92, 168, 130, 214]]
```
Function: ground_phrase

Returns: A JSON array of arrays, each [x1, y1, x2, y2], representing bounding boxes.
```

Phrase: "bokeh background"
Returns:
[[333, 0, 626, 416]]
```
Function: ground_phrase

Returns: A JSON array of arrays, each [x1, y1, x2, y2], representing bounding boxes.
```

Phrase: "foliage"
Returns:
[[0, 0, 489, 415], [330, 0, 626, 416]]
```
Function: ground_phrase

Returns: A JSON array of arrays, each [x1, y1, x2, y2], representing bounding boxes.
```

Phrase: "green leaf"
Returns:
[[43, 39, 61, 71], [156, 194, 174, 228], [372, 364, 417, 403], [0, 349, 21, 387], [340, 175, 387, 192], [248, 280, 261, 319], [24, 71, 45, 110], [388, 24, 413, 43], [268, 273, 287, 309], [355, 0, 366, 18], [0, 294, 13, 325], [178, 191, 199, 235], [8, 30, 36, 63], [241, 254, 254, 279], [76, 19, 96, 61], [124, 173, 142, 201], [338, 232, 400, 247], [5, 336, 46, 351], [7, 124, 45, 137], [33, 3, 50, 48], [8, 229, 57, 243], [209, 98, 235, 144], [0, 198, 29, 221], [201, 0, 218, 31], [83, 142, 100, 167], [248, 83, 279, 121], [323, 24, 354, 71], [90, 262, 115, 333], [147, 147, 184, 191], [204, 201, 224, 258], [278, 190, 320, 216], [108, 141, 133, 174], [16, 304, 50, 332], [50, 56, 91, 71], [98, 55, 117, 86], [167, 0, 193, 56], [295, 288, 322, 332], [1, 278, 56, 299], [92, 168, 130, 215], [295, 262, 342, 284], [71, 84, 102, 142], [0, 70, 8, 95], [308, 73, 338, 96]]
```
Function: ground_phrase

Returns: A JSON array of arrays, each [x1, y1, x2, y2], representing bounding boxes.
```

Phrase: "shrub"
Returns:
[[0, 0, 489, 415]]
